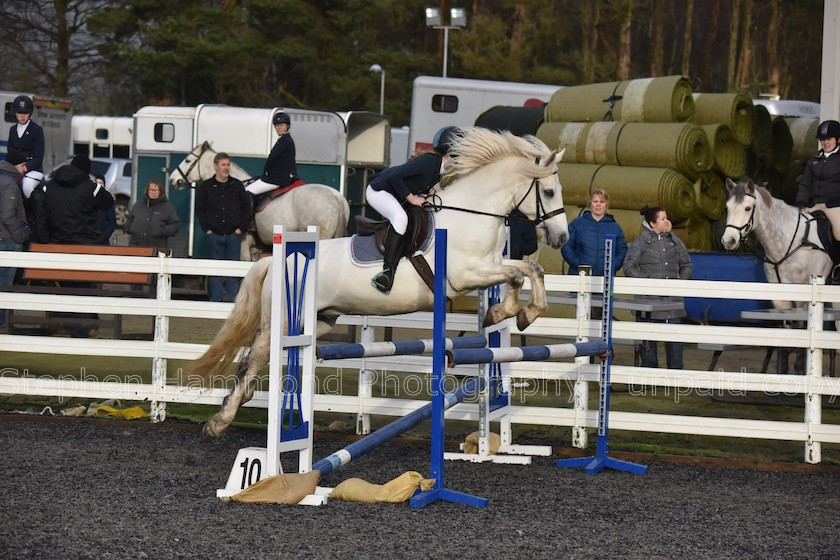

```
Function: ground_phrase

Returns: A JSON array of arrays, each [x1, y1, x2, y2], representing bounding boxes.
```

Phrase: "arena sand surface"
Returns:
[[1, 417, 838, 559]]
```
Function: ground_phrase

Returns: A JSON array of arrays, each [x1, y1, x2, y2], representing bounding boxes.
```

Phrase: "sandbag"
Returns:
[[225, 470, 321, 505], [701, 124, 745, 178], [463, 431, 501, 454], [784, 117, 819, 162], [330, 471, 435, 503], [545, 75, 694, 123], [691, 92, 755, 146], [557, 163, 697, 222], [537, 121, 710, 179]]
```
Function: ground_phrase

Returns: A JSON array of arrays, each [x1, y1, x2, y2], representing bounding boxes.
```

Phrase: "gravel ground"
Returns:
[[1, 417, 838, 560]]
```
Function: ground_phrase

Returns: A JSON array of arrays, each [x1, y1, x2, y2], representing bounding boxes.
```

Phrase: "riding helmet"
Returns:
[[13, 95, 34, 114], [433, 126, 460, 155], [273, 112, 291, 128], [816, 120, 840, 140]]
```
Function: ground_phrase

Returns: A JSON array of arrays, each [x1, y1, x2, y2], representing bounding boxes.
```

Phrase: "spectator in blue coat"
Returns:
[[561, 189, 627, 276]]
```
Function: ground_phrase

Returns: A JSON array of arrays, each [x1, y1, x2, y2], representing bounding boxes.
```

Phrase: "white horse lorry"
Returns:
[[71, 115, 133, 159], [0, 91, 73, 173], [406, 76, 560, 158], [132, 104, 389, 257]]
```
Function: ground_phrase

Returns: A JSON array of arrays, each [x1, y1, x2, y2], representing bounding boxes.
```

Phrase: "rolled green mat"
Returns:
[[556, 163, 697, 222], [769, 116, 793, 174], [537, 121, 711, 179], [672, 211, 713, 252], [474, 105, 547, 136], [545, 75, 694, 123], [700, 124, 745, 178], [694, 171, 727, 220], [784, 117, 819, 161], [692, 92, 754, 146], [751, 104, 773, 156]]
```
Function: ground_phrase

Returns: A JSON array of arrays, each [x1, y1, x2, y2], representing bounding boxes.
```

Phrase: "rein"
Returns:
[[423, 164, 565, 226], [172, 142, 210, 187]]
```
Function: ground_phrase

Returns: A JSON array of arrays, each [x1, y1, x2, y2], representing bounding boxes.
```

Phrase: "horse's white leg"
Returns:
[[514, 260, 547, 330], [202, 329, 270, 439]]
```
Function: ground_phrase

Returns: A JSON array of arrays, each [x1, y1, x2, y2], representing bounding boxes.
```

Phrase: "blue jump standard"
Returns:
[[316, 335, 487, 361], [556, 234, 647, 475], [411, 229, 488, 509], [311, 377, 485, 477]]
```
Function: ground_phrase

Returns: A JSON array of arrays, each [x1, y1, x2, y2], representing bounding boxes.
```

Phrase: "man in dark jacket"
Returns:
[[36, 154, 114, 244], [0, 148, 30, 327], [196, 152, 250, 302]]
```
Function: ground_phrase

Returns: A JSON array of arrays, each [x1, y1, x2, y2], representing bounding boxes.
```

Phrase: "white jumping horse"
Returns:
[[169, 141, 350, 255], [191, 127, 569, 439], [721, 178, 833, 372]]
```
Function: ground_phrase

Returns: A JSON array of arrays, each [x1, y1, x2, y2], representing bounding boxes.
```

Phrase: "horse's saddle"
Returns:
[[351, 206, 437, 292], [255, 179, 306, 213], [809, 210, 840, 282]]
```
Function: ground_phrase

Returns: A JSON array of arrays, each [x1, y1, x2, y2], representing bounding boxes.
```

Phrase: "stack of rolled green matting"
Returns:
[[672, 211, 713, 252], [545, 75, 694, 123], [751, 104, 773, 156], [474, 105, 547, 137], [700, 124, 745, 178], [695, 171, 727, 220], [557, 163, 696, 223], [784, 117, 819, 161], [692, 91, 755, 146], [537, 121, 710, 179], [769, 116, 793, 173]]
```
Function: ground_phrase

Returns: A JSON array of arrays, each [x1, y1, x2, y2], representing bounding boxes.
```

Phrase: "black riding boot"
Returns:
[[372, 230, 404, 293]]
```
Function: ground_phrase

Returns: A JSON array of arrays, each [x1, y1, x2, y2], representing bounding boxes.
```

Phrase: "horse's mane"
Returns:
[[443, 127, 554, 184], [729, 179, 775, 208]]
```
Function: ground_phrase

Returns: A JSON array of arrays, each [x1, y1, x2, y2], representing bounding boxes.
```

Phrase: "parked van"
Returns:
[[72, 115, 133, 159]]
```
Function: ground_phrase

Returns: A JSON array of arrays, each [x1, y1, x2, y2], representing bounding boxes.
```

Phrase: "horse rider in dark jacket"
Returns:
[[36, 154, 114, 244], [795, 119, 840, 240], [7, 95, 45, 173], [246, 112, 299, 196], [364, 126, 458, 293]]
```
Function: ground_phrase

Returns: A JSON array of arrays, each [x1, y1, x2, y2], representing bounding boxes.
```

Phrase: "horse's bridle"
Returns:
[[425, 156, 565, 225], [726, 191, 825, 282], [171, 142, 210, 189]]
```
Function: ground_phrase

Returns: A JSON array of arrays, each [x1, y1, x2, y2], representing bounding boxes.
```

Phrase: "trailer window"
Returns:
[[113, 145, 130, 159], [154, 123, 175, 143], [95, 128, 109, 140], [3, 103, 15, 123], [431, 95, 458, 113]]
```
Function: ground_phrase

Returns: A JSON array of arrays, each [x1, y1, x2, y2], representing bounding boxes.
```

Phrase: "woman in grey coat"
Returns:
[[623, 206, 693, 369], [125, 179, 181, 248]]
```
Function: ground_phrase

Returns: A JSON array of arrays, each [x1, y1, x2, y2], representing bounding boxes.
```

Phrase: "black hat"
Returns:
[[273, 112, 291, 126], [5, 148, 27, 166], [13, 95, 34, 114], [71, 154, 91, 174]]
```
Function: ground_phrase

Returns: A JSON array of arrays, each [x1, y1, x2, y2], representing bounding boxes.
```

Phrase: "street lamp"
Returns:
[[369, 64, 385, 115], [425, 6, 467, 78]]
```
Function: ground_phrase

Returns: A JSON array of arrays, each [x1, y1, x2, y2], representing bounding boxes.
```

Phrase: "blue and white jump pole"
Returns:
[[555, 235, 647, 475]]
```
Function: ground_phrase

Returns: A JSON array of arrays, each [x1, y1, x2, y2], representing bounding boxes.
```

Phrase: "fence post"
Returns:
[[572, 267, 592, 449], [150, 250, 171, 423], [804, 275, 825, 464]]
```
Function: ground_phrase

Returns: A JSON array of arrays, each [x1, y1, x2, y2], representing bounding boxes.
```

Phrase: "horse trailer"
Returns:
[[132, 104, 389, 257], [407, 76, 560, 158], [1, 90, 73, 173], [71, 115, 134, 159]]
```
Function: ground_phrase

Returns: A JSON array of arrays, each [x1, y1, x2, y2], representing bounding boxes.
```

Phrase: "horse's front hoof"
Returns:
[[202, 420, 223, 441], [516, 309, 532, 331]]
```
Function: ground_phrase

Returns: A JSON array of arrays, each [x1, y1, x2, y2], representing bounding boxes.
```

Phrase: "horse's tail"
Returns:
[[188, 258, 272, 378]]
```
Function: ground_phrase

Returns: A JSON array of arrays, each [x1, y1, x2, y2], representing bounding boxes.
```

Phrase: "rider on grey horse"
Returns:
[[364, 126, 458, 293], [245, 112, 299, 196], [795, 119, 840, 241]]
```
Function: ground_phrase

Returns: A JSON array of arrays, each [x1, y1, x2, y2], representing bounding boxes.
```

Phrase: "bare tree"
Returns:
[[649, 0, 666, 76], [580, 1, 602, 83], [735, 0, 754, 88], [682, 0, 694, 76], [617, 0, 634, 80], [766, 0, 780, 96], [0, 0, 104, 98], [727, 0, 741, 90]]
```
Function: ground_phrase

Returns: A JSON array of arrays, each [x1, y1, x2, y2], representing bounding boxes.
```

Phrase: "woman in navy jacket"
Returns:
[[246, 112, 298, 196], [365, 126, 457, 293], [561, 189, 627, 276], [7, 95, 45, 173]]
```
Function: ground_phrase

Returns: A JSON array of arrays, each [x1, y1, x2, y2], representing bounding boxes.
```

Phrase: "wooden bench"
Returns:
[[5, 243, 162, 339]]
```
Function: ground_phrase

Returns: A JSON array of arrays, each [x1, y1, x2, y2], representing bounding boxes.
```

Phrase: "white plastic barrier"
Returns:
[[2, 250, 840, 463]]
